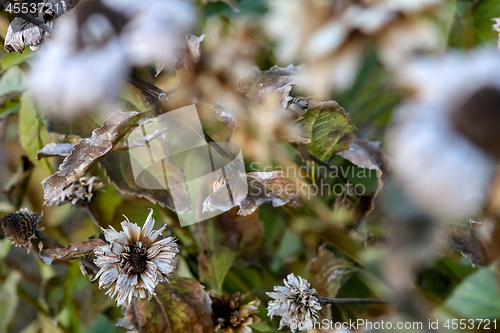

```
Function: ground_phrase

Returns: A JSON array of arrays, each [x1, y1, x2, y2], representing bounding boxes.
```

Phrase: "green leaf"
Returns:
[[249, 322, 281, 332], [197, 219, 238, 293], [0, 100, 20, 120], [118, 277, 214, 333], [474, 0, 500, 45], [0, 271, 21, 333], [443, 263, 500, 319], [0, 66, 28, 98], [0, 49, 34, 73], [19, 92, 52, 173], [299, 100, 355, 161]]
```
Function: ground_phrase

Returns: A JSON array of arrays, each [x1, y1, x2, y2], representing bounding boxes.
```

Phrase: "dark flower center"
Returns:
[[126, 243, 148, 274], [451, 86, 500, 159]]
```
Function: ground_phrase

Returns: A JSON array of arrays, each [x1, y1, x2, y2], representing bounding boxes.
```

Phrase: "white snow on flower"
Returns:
[[267, 273, 322, 332], [387, 49, 500, 220], [93, 209, 178, 306]]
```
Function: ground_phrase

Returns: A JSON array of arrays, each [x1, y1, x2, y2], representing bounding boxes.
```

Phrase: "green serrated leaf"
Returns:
[[300, 100, 355, 161], [19, 92, 52, 173]]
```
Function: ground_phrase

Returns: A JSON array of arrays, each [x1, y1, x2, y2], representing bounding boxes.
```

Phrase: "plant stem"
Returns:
[[35, 231, 99, 274], [127, 73, 167, 101], [83, 205, 102, 229], [318, 296, 388, 305]]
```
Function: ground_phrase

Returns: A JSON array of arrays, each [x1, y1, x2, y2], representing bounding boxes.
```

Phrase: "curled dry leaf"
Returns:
[[203, 171, 304, 216], [41, 110, 151, 201], [174, 34, 206, 82], [448, 226, 490, 267], [40, 239, 105, 265], [298, 100, 355, 161], [36, 143, 74, 160], [117, 277, 214, 333], [236, 65, 300, 107], [308, 246, 354, 299], [338, 138, 390, 212]]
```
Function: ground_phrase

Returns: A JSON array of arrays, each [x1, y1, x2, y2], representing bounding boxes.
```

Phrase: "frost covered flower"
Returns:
[[93, 209, 178, 306], [4, 0, 78, 53], [44, 176, 104, 206], [29, 0, 195, 116], [267, 273, 322, 332], [266, 0, 445, 96], [387, 49, 500, 220], [0, 208, 40, 252], [209, 291, 261, 333]]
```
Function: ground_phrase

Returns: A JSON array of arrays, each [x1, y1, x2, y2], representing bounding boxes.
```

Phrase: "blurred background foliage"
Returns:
[[0, 0, 500, 332]]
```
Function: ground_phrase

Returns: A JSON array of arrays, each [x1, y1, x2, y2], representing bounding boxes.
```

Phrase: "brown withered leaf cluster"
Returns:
[[118, 277, 214, 333], [41, 109, 152, 202], [209, 291, 260, 333], [266, 0, 446, 96]]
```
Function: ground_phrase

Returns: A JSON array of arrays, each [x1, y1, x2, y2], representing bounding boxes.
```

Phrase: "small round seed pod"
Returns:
[[0, 208, 40, 252]]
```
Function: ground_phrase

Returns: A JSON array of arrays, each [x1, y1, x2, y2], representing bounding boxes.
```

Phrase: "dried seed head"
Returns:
[[93, 209, 179, 306], [209, 291, 261, 333], [267, 273, 322, 332], [0, 208, 40, 252], [44, 176, 104, 207]]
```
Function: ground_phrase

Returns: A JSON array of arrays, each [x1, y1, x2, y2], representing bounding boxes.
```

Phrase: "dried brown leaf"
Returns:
[[448, 227, 490, 267], [308, 246, 354, 299], [42, 110, 150, 201], [36, 143, 74, 160], [40, 239, 105, 265], [338, 138, 390, 213], [236, 65, 300, 107], [203, 171, 303, 216], [117, 277, 214, 333]]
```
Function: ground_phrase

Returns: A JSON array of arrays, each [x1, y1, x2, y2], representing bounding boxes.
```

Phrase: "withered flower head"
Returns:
[[44, 176, 104, 206], [93, 209, 178, 306], [29, 0, 195, 116], [267, 273, 322, 332], [209, 291, 261, 333], [0, 208, 40, 252], [387, 49, 500, 219]]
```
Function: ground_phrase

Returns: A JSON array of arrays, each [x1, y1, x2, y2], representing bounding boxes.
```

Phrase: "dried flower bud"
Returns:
[[44, 176, 104, 207], [209, 291, 260, 333], [0, 208, 40, 252]]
